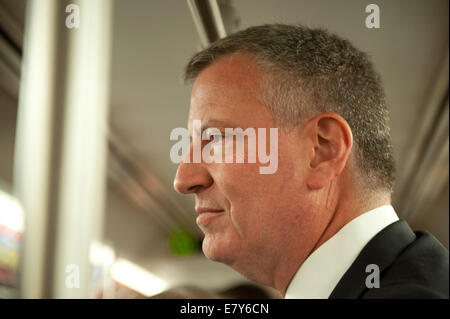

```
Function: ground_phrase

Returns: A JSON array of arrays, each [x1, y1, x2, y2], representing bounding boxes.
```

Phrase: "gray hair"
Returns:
[[184, 24, 395, 192]]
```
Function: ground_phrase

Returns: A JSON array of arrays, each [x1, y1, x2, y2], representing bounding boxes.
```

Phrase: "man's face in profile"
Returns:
[[174, 54, 329, 283]]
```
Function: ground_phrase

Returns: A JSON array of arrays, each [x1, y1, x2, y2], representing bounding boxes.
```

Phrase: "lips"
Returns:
[[195, 207, 224, 225], [195, 207, 224, 215]]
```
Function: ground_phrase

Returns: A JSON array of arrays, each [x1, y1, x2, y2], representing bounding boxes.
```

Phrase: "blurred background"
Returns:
[[0, 0, 448, 298]]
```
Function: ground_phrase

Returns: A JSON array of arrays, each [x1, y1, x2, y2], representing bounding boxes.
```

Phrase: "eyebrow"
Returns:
[[201, 120, 238, 131], [188, 119, 238, 134]]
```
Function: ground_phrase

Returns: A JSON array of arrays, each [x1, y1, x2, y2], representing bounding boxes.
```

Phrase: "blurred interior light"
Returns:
[[0, 191, 24, 233], [89, 241, 116, 299], [110, 258, 168, 297], [89, 241, 115, 266]]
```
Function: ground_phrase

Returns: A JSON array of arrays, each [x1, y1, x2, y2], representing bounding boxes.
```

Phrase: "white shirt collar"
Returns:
[[285, 205, 399, 299]]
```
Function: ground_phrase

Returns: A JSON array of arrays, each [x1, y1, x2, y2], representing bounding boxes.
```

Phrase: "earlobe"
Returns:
[[307, 166, 336, 189]]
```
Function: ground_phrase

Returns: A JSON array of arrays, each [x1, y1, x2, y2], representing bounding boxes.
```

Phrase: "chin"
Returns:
[[202, 235, 235, 265]]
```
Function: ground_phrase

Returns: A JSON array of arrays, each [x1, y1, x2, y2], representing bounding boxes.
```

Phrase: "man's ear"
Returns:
[[306, 112, 353, 190]]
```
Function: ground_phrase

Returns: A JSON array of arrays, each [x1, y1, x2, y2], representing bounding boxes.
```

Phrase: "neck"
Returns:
[[273, 187, 391, 297], [314, 191, 391, 251]]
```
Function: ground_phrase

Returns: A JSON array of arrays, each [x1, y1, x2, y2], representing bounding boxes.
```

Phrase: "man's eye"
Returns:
[[202, 129, 224, 142], [207, 134, 223, 143]]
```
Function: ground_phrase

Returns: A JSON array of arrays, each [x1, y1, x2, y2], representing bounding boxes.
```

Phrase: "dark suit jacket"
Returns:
[[329, 220, 449, 299]]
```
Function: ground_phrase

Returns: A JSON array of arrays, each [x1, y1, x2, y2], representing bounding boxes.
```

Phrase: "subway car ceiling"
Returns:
[[0, 0, 448, 293]]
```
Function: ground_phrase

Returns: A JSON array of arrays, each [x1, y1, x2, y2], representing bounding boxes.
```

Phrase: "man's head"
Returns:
[[173, 24, 395, 292]]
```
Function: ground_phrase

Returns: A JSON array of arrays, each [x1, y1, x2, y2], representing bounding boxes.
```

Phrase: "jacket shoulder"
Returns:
[[362, 231, 449, 299]]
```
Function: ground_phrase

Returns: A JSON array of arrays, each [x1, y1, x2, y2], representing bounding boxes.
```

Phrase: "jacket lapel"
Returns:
[[329, 220, 416, 298]]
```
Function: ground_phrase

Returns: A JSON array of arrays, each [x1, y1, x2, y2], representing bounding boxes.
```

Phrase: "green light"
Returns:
[[169, 231, 199, 255]]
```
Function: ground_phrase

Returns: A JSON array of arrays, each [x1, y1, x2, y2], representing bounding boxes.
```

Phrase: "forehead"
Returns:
[[188, 53, 273, 131]]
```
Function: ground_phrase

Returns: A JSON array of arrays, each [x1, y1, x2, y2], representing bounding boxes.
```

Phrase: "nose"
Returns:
[[173, 148, 213, 194]]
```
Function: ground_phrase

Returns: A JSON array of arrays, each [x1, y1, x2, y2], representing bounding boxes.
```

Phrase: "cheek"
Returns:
[[209, 138, 308, 233], [210, 164, 262, 235], [217, 165, 282, 235]]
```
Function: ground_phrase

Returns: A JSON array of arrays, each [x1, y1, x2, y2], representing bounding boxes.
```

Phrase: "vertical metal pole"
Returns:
[[14, 0, 58, 299], [15, 0, 112, 298], [52, 0, 112, 298]]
